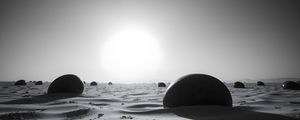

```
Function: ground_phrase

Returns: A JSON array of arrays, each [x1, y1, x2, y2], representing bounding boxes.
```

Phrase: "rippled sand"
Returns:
[[0, 82, 299, 120]]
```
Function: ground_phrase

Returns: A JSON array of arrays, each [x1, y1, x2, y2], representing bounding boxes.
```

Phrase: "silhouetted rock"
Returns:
[[257, 81, 265, 86], [108, 82, 113, 85], [297, 81, 300, 85], [90, 81, 97, 86], [163, 74, 232, 108], [35, 81, 43, 85], [14, 80, 26, 86], [282, 81, 300, 90], [234, 82, 245, 88], [47, 74, 84, 94], [158, 82, 166, 87]]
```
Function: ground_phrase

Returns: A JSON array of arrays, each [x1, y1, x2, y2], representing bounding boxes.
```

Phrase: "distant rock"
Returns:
[[47, 74, 84, 94], [14, 80, 26, 86], [282, 81, 300, 90], [234, 82, 245, 88], [257, 81, 265, 86], [163, 74, 232, 108], [108, 82, 113, 85], [35, 81, 43, 85], [158, 82, 166, 87], [256, 78, 300, 83], [90, 81, 97, 86]]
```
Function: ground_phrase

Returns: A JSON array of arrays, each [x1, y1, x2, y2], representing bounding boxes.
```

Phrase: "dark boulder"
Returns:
[[35, 81, 43, 85], [158, 82, 166, 87], [282, 81, 300, 90], [234, 82, 245, 88], [297, 81, 300, 85], [47, 74, 84, 94], [257, 81, 265, 86], [14, 80, 26, 86], [163, 74, 232, 108], [90, 81, 97, 86], [108, 82, 113, 85]]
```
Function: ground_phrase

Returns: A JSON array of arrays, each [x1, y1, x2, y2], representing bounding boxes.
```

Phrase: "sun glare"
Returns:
[[100, 25, 163, 81]]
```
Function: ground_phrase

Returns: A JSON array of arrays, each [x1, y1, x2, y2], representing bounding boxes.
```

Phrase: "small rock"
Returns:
[[98, 113, 104, 118], [158, 82, 166, 87], [14, 80, 26, 86], [257, 81, 265, 86], [120, 115, 133, 119], [90, 81, 97, 86], [108, 82, 113, 85], [234, 82, 245, 88], [35, 81, 43, 85]]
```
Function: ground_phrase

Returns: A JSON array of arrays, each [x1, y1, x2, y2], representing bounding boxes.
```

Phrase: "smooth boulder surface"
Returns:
[[163, 74, 232, 108], [257, 81, 265, 86], [90, 81, 97, 86], [158, 82, 166, 87], [297, 81, 300, 85], [35, 81, 43, 85], [282, 81, 300, 90], [234, 82, 245, 88], [47, 74, 84, 94], [108, 82, 113, 85], [14, 80, 26, 86]]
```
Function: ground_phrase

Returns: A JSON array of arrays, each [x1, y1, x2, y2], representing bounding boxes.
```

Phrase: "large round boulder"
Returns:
[[257, 81, 265, 86], [14, 80, 26, 86], [282, 81, 300, 90], [47, 74, 84, 94], [234, 82, 245, 88], [163, 74, 232, 108], [158, 82, 166, 87], [90, 81, 97, 86]]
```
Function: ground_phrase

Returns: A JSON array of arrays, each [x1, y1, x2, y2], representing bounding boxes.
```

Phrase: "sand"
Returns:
[[0, 82, 299, 120]]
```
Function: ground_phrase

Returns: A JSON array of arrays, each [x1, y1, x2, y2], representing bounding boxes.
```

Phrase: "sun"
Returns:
[[100, 25, 163, 81]]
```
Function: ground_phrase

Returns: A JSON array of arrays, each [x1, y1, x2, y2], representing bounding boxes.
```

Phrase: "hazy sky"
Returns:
[[0, 0, 300, 83]]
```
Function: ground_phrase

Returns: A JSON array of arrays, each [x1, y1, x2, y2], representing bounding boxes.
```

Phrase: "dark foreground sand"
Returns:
[[0, 82, 299, 120]]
